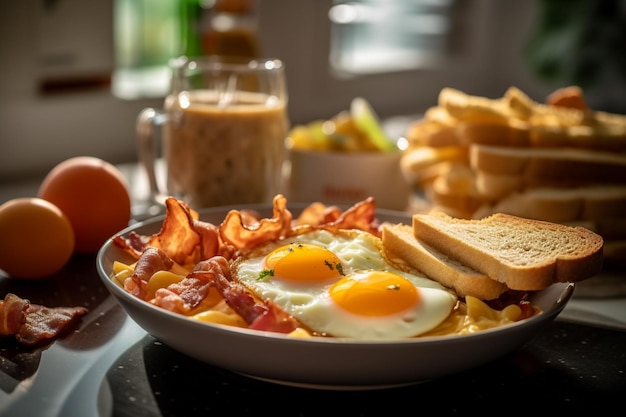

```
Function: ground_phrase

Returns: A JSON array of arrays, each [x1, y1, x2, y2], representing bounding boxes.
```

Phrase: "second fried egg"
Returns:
[[233, 229, 456, 339]]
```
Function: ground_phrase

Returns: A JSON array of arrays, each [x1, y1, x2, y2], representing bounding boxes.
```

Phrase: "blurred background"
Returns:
[[1, 0, 625, 182]]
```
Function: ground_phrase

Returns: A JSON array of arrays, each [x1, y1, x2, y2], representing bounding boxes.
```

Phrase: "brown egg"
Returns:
[[38, 156, 132, 253]]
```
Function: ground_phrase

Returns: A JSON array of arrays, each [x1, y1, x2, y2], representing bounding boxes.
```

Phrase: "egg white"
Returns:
[[233, 229, 457, 339]]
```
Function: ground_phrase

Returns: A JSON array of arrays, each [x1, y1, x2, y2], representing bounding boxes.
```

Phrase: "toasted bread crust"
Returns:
[[470, 144, 626, 183], [474, 185, 626, 223], [412, 212, 604, 291], [382, 224, 508, 300]]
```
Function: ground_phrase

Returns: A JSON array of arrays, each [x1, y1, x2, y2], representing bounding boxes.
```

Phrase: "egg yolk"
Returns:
[[263, 242, 343, 284], [329, 271, 420, 317]]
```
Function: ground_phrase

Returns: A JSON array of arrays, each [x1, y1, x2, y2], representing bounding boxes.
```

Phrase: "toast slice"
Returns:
[[412, 212, 604, 291], [455, 119, 531, 147], [382, 224, 508, 300], [473, 185, 626, 223], [425, 163, 493, 218], [400, 146, 466, 186], [416, 86, 626, 151], [469, 144, 626, 184]]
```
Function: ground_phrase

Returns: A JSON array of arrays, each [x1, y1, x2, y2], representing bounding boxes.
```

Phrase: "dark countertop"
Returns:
[[107, 321, 625, 416], [1, 164, 626, 417]]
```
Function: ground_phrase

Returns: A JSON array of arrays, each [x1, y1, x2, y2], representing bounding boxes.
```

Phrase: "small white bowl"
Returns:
[[286, 149, 411, 211]]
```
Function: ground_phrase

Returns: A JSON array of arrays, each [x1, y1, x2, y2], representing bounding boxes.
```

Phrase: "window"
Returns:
[[112, 0, 189, 99], [112, 0, 259, 100], [112, 0, 459, 99], [328, 0, 456, 76]]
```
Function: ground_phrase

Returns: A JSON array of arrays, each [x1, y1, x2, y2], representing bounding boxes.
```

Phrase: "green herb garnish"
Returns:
[[258, 269, 274, 281]]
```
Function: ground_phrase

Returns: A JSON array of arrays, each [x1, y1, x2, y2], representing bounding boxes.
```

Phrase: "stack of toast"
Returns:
[[382, 212, 604, 300], [400, 86, 626, 284]]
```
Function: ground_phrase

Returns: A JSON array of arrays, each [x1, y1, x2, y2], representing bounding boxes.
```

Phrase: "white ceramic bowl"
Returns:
[[96, 204, 574, 389], [286, 149, 411, 211]]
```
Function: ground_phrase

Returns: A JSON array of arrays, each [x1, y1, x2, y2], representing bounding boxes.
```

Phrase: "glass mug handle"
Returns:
[[136, 108, 167, 206]]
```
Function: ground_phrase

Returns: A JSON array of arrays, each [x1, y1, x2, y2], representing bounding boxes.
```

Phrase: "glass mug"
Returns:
[[137, 56, 289, 209]]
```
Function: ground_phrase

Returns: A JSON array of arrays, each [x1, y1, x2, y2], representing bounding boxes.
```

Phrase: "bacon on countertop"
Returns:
[[0, 293, 88, 347], [0, 293, 28, 336]]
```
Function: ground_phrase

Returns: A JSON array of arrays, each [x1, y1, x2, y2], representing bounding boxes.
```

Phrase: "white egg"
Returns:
[[233, 229, 457, 340]]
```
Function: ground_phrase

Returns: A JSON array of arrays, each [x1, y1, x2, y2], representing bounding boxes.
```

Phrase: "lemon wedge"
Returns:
[[350, 97, 398, 152]]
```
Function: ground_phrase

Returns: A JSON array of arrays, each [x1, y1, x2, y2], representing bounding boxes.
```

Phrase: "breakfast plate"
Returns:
[[96, 203, 575, 390]]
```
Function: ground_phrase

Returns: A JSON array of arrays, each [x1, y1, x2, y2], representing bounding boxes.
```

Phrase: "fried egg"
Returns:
[[233, 229, 457, 339]]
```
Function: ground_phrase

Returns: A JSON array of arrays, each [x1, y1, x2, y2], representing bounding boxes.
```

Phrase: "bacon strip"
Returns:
[[247, 300, 302, 333], [153, 256, 299, 333], [220, 194, 293, 250], [0, 293, 28, 336], [290, 197, 381, 237], [18, 304, 88, 346], [293, 202, 343, 227], [193, 258, 299, 333], [114, 198, 223, 269], [0, 293, 88, 347], [124, 246, 174, 299], [191, 257, 268, 323], [323, 197, 380, 235], [152, 262, 221, 314]]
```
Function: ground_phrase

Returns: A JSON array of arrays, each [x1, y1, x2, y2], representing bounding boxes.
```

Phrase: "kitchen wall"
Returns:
[[0, 0, 555, 182]]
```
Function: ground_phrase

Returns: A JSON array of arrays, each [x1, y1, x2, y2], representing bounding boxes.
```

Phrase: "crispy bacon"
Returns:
[[152, 199, 224, 267], [247, 300, 301, 333], [151, 258, 226, 314], [114, 198, 224, 269], [152, 256, 299, 333], [124, 246, 174, 299], [332, 197, 380, 235], [0, 293, 88, 347], [112, 231, 150, 258], [191, 257, 268, 323], [292, 202, 343, 227], [0, 293, 28, 336], [220, 194, 293, 250], [291, 197, 381, 237]]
